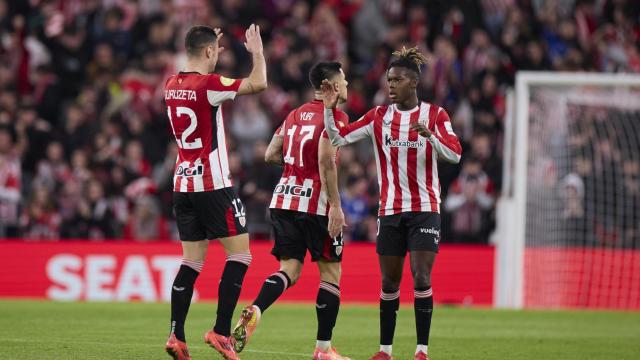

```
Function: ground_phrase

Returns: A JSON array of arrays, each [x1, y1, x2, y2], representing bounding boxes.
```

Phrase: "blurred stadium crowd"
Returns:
[[0, 0, 638, 242]]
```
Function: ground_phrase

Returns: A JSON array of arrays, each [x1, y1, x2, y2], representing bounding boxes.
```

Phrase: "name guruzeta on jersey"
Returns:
[[165, 89, 197, 101]]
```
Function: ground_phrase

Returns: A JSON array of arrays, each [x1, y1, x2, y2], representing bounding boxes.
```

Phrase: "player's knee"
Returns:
[[279, 261, 302, 285], [181, 240, 209, 262], [412, 272, 431, 288], [381, 276, 401, 293], [287, 270, 301, 285], [319, 262, 341, 285]]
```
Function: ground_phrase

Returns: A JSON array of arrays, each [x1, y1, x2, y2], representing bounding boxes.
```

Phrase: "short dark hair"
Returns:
[[309, 61, 343, 90], [387, 46, 427, 77], [185, 26, 217, 57]]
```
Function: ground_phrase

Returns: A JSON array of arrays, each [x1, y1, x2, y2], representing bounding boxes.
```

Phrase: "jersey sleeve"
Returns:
[[321, 110, 348, 139], [426, 107, 462, 163], [275, 110, 295, 137], [323, 107, 374, 146], [206, 74, 242, 106]]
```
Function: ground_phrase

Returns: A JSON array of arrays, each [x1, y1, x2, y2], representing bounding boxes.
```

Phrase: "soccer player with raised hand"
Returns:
[[322, 47, 462, 360], [163, 24, 266, 360], [232, 62, 351, 360]]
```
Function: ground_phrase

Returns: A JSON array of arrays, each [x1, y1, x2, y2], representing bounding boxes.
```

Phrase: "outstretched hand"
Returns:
[[244, 24, 263, 54], [321, 79, 339, 109]]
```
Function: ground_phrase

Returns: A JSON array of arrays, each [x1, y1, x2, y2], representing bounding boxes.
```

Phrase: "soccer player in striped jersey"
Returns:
[[322, 47, 462, 360], [232, 62, 351, 360], [164, 24, 267, 360]]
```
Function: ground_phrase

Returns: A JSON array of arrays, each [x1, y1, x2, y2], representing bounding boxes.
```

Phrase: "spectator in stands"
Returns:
[[1, 0, 638, 243], [444, 157, 494, 243], [33, 141, 69, 192], [341, 176, 371, 242], [469, 132, 502, 190], [60, 180, 116, 239], [0, 126, 20, 238], [123, 195, 169, 241], [20, 185, 60, 240], [241, 141, 281, 239], [230, 97, 271, 163], [559, 173, 592, 246]]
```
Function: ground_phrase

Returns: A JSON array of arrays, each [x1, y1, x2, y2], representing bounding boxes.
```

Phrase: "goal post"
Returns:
[[494, 72, 640, 309]]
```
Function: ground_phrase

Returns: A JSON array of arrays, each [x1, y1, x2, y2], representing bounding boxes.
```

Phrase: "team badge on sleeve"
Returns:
[[220, 76, 235, 86]]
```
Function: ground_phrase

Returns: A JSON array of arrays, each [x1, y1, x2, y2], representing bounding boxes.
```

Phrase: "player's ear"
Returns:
[[410, 75, 418, 90], [206, 44, 216, 59]]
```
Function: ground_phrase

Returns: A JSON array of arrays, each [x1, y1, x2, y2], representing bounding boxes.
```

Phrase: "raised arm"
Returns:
[[411, 107, 462, 163], [237, 24, 267, 95], [318, 134, 345, 238], [321, 80, 373, 147]]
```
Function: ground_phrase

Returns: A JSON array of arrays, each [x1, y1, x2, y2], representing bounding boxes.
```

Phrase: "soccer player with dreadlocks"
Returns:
[[321, 47, 462, 360]]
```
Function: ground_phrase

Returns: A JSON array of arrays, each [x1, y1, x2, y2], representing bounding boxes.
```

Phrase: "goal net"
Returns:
[[494, 72, 640, 309]]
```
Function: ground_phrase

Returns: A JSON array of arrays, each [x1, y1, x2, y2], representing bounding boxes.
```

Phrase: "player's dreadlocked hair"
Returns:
[[387, 46, 427, 76]]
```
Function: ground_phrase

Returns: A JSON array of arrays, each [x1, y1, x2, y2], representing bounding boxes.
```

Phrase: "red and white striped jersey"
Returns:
[[164, 72, 241, 192], [269, 100, 348, 216], [324, 102, 462, 216]]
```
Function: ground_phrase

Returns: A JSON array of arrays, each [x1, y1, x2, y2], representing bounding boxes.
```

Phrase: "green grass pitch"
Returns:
[[1, 300, 638, 359]]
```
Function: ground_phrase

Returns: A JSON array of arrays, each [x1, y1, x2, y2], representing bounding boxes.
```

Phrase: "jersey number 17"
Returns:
[[283, 125, 315, 167]]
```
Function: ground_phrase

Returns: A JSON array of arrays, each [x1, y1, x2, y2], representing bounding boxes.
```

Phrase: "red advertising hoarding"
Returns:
[[525, 247, 640, 309], [0, 241, 494, 305]]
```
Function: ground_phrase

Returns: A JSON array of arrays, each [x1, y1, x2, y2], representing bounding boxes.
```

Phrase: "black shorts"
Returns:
[[270, 208, 343, 263], [376, 212, 440, 256], [173, 188, 247, 241]]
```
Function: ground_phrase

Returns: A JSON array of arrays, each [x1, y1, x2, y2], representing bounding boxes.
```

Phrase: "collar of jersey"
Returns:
[[393, 103, 420, 114], [179, 71, 203, 75]]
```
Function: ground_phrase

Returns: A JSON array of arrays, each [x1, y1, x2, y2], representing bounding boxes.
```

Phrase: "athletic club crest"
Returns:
[[333, 234, 343, 256], [239, 216, 246, 227]]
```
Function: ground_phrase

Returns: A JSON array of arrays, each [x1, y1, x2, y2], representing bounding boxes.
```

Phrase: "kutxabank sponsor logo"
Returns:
[[384, 134, 425, 148]]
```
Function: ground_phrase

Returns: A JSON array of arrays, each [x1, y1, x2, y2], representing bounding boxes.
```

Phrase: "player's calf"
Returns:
[[169, 258, 203, 343], [213, 252, 252, 337], [315, 280, 341, 351]]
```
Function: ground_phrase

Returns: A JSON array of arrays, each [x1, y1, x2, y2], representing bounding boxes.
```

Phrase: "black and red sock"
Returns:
[[213, 253, 251, 336], [316, 281, 341, 341], [380, 289, 400, 346], [253, 271, 291, 312], [170, 259, 204, 342], [414, 287, 433, 346]]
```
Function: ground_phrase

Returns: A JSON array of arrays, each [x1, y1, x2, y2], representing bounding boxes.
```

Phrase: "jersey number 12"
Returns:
[[167, 106, 203, 150]]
